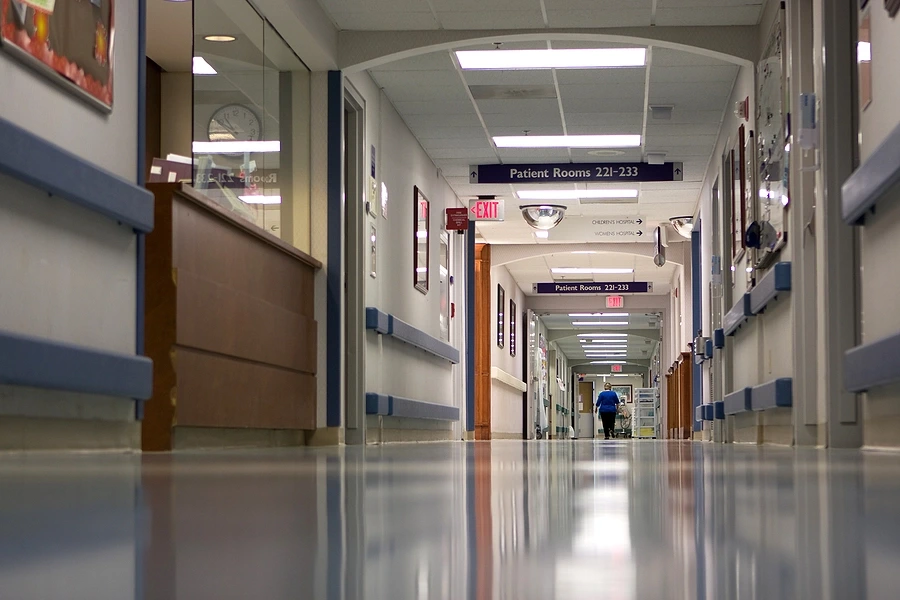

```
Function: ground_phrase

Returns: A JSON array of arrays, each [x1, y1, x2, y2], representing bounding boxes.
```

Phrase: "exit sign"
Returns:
[[469, 198, 505, 221], [606, 295, 624, 308], [611, 364, 623, 373]]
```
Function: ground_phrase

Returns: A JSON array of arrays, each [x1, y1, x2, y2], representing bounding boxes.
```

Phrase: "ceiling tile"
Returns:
[[555, 68, 648, 86], [392, 101, 475, 115], [327, 11, 438, 30], [462, 70, 557, 86], [372, 52, 456, 72], [558, 83, 646, 101], [649, 65, 739, 84], [545, 9, 652, 28], [436, 11, 546, 29], [655, 6, 762, 26]]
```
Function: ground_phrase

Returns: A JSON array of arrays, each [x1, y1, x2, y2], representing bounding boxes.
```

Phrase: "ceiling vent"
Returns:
[[469, 85, 558, 100], [649, 105, 674, 120]]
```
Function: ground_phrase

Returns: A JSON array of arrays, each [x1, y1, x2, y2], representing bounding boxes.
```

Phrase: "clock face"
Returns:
[[207, 104, 261, 144]]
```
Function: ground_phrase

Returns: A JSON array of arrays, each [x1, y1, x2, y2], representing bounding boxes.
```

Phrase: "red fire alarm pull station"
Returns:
[[446, 208, 469, 231]]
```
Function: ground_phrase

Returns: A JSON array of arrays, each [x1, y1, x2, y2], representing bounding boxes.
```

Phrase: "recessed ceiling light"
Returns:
[[494, 135, 641, 149], [204, 35, 236, 42], [534, 230, 550, 239], [570, 313, 629, 317], [578, 333, 628, 337], [517, 189, 638, 200], [572, 321, 629, 326], [554, 268, 634, 275], [582, 345, 628, 349], [591, 361, 626, 364], [192, 140, 281, 153], [588, 149, 626, 157], [456, 48, 646, 70], [192, 56, 217, 75]]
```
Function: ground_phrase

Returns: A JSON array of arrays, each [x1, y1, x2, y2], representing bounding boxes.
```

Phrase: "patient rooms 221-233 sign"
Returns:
[[1, 0, 114, 111]]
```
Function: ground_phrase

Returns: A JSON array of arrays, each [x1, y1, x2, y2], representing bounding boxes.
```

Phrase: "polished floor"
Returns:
[[0, 440, 898, 599]]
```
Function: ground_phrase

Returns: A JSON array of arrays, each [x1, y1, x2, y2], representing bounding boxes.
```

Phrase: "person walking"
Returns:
[[596, 383, 620, 440]]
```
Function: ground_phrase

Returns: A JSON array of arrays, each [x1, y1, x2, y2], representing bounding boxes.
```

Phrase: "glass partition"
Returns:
[[191, 0, 310, 251]]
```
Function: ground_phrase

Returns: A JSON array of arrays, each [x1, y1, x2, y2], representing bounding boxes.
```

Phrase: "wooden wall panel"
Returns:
[[175, 348, 316, 430], [172, 192, 316, 317], [175, 269, 316, 374], [474, 244, 492, 441]]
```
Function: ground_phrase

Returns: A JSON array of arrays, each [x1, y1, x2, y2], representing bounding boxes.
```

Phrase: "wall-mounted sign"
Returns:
[[533, 282, 653, 294], [469, 162, 683, 184], [606, 295, 625, 308], [469, 198, 504, 221], [611, 364, 624, 373], [446, 207, 469, 230], [546, 216, 650, 243], [1, 0, 115, 111]]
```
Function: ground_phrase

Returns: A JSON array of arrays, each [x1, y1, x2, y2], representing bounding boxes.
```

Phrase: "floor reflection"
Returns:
[[0, 442, 897, 599]]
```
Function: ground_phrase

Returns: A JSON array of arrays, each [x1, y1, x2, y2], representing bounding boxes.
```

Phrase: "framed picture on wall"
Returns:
[[509, 299, 517, 357], [497, 285, 505, 348], [612, 384, 633, 404], [731, 126, 747, 263], [0, 0, 115, 111], [414, 186, 429, 294]]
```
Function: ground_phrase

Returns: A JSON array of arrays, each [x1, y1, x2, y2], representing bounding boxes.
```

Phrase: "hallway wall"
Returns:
[[490, 265, 526, 438], [857, 6, 900, 448], [0, 2, 142, 444], [349, 72, 465, 437]]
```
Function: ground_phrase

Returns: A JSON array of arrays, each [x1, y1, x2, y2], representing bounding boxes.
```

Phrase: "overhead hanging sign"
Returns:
[[533, 282, 653, 294], [545, 216, 651, 243], [469, 198, 505, 221], [469, 162, 683, 184]]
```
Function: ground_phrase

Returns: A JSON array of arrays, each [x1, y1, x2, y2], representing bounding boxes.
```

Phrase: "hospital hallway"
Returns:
[[1, 440, 895, 600]]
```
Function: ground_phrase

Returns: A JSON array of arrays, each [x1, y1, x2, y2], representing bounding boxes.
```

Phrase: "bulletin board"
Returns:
[[1, 0, 114, 111]]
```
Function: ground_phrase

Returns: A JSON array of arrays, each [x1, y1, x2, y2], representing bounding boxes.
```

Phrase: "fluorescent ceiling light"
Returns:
[[573, 321, 628, 326], [570, 313, 628, 317], [517, 189, 639, 200], [456, 48, 646, 70], [494, 135, 641, 149], [582, 345, 628, 349], [591, 361, 626, 364], [193, 56, 217, 75], [239, 195, 281, 204], [192, 140, 281, 153], [578, 333, 628, 337], [554, 268, 634, 275], [204, 35, 236, 42]]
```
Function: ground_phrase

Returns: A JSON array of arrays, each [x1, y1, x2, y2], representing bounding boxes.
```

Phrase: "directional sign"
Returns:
[[546, 216, 651, 243], [469, 198, 505, 221], [469, 162, 683, 184], [533, 282, 653, 294]]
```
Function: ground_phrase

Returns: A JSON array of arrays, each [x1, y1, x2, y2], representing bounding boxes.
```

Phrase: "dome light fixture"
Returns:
[[669, 215, 694, 239], [520, 204, 567, 230]]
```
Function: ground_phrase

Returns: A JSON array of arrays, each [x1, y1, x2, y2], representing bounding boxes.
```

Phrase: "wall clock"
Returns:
[[207, 104, 261, 146]]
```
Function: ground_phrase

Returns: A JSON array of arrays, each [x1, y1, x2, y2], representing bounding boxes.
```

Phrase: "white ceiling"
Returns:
[[540, 312, 661, 364], [316, 0, 765, 30]]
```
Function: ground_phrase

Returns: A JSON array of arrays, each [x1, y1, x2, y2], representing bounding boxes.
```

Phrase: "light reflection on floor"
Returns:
[[0, 441, 898, 599]]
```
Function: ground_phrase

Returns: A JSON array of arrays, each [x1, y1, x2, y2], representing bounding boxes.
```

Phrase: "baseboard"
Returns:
[[0, 416, 139, 451], [731, 412, 762, 444], [464, 430, 475, 441], [172, 426, 306, 450], [306, 427, 343, 447], [490, 432, 524, 440], [366, 427, 455, 443]]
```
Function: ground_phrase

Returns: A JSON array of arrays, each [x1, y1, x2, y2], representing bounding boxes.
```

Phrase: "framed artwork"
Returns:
[[439, 231, 450, 342], [612, 384, 633, 404], [496, 285, 505, 348], [369, 225, 377, 279], [509, 299, 517, 357], [1, 0, 114, 111], [414, 186, 429, 294], [731, 127, 747, 263]]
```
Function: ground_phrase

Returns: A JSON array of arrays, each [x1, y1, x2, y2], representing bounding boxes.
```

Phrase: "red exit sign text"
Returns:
[[606, 295, 624, 309], [469, 199, 505, 221], [611, 364, 623, 373]]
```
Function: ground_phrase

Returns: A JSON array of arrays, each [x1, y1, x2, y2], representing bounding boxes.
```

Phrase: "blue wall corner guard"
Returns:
[[365, 393, 459, 421], [0, 330, 153, 400], [723, 294, 753, 336], [714, 329, 726, 349], [724, 387, 753, 416], [695, 404, 714, 421], [750, 262, 792, 315], [714, 401, 725, 420], [842, 120, 900, 225], [844, 331, 900, 393], [387, 315, 460, 364], [751, 378, 793, 410], [365, 307, 390, 334]]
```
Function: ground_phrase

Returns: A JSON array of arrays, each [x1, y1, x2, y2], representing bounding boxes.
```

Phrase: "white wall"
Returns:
[[349, 72, 463, 426], [857, 5, 900, 447], [490, 265, 526, 436], [0, 2, 140, 425]]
